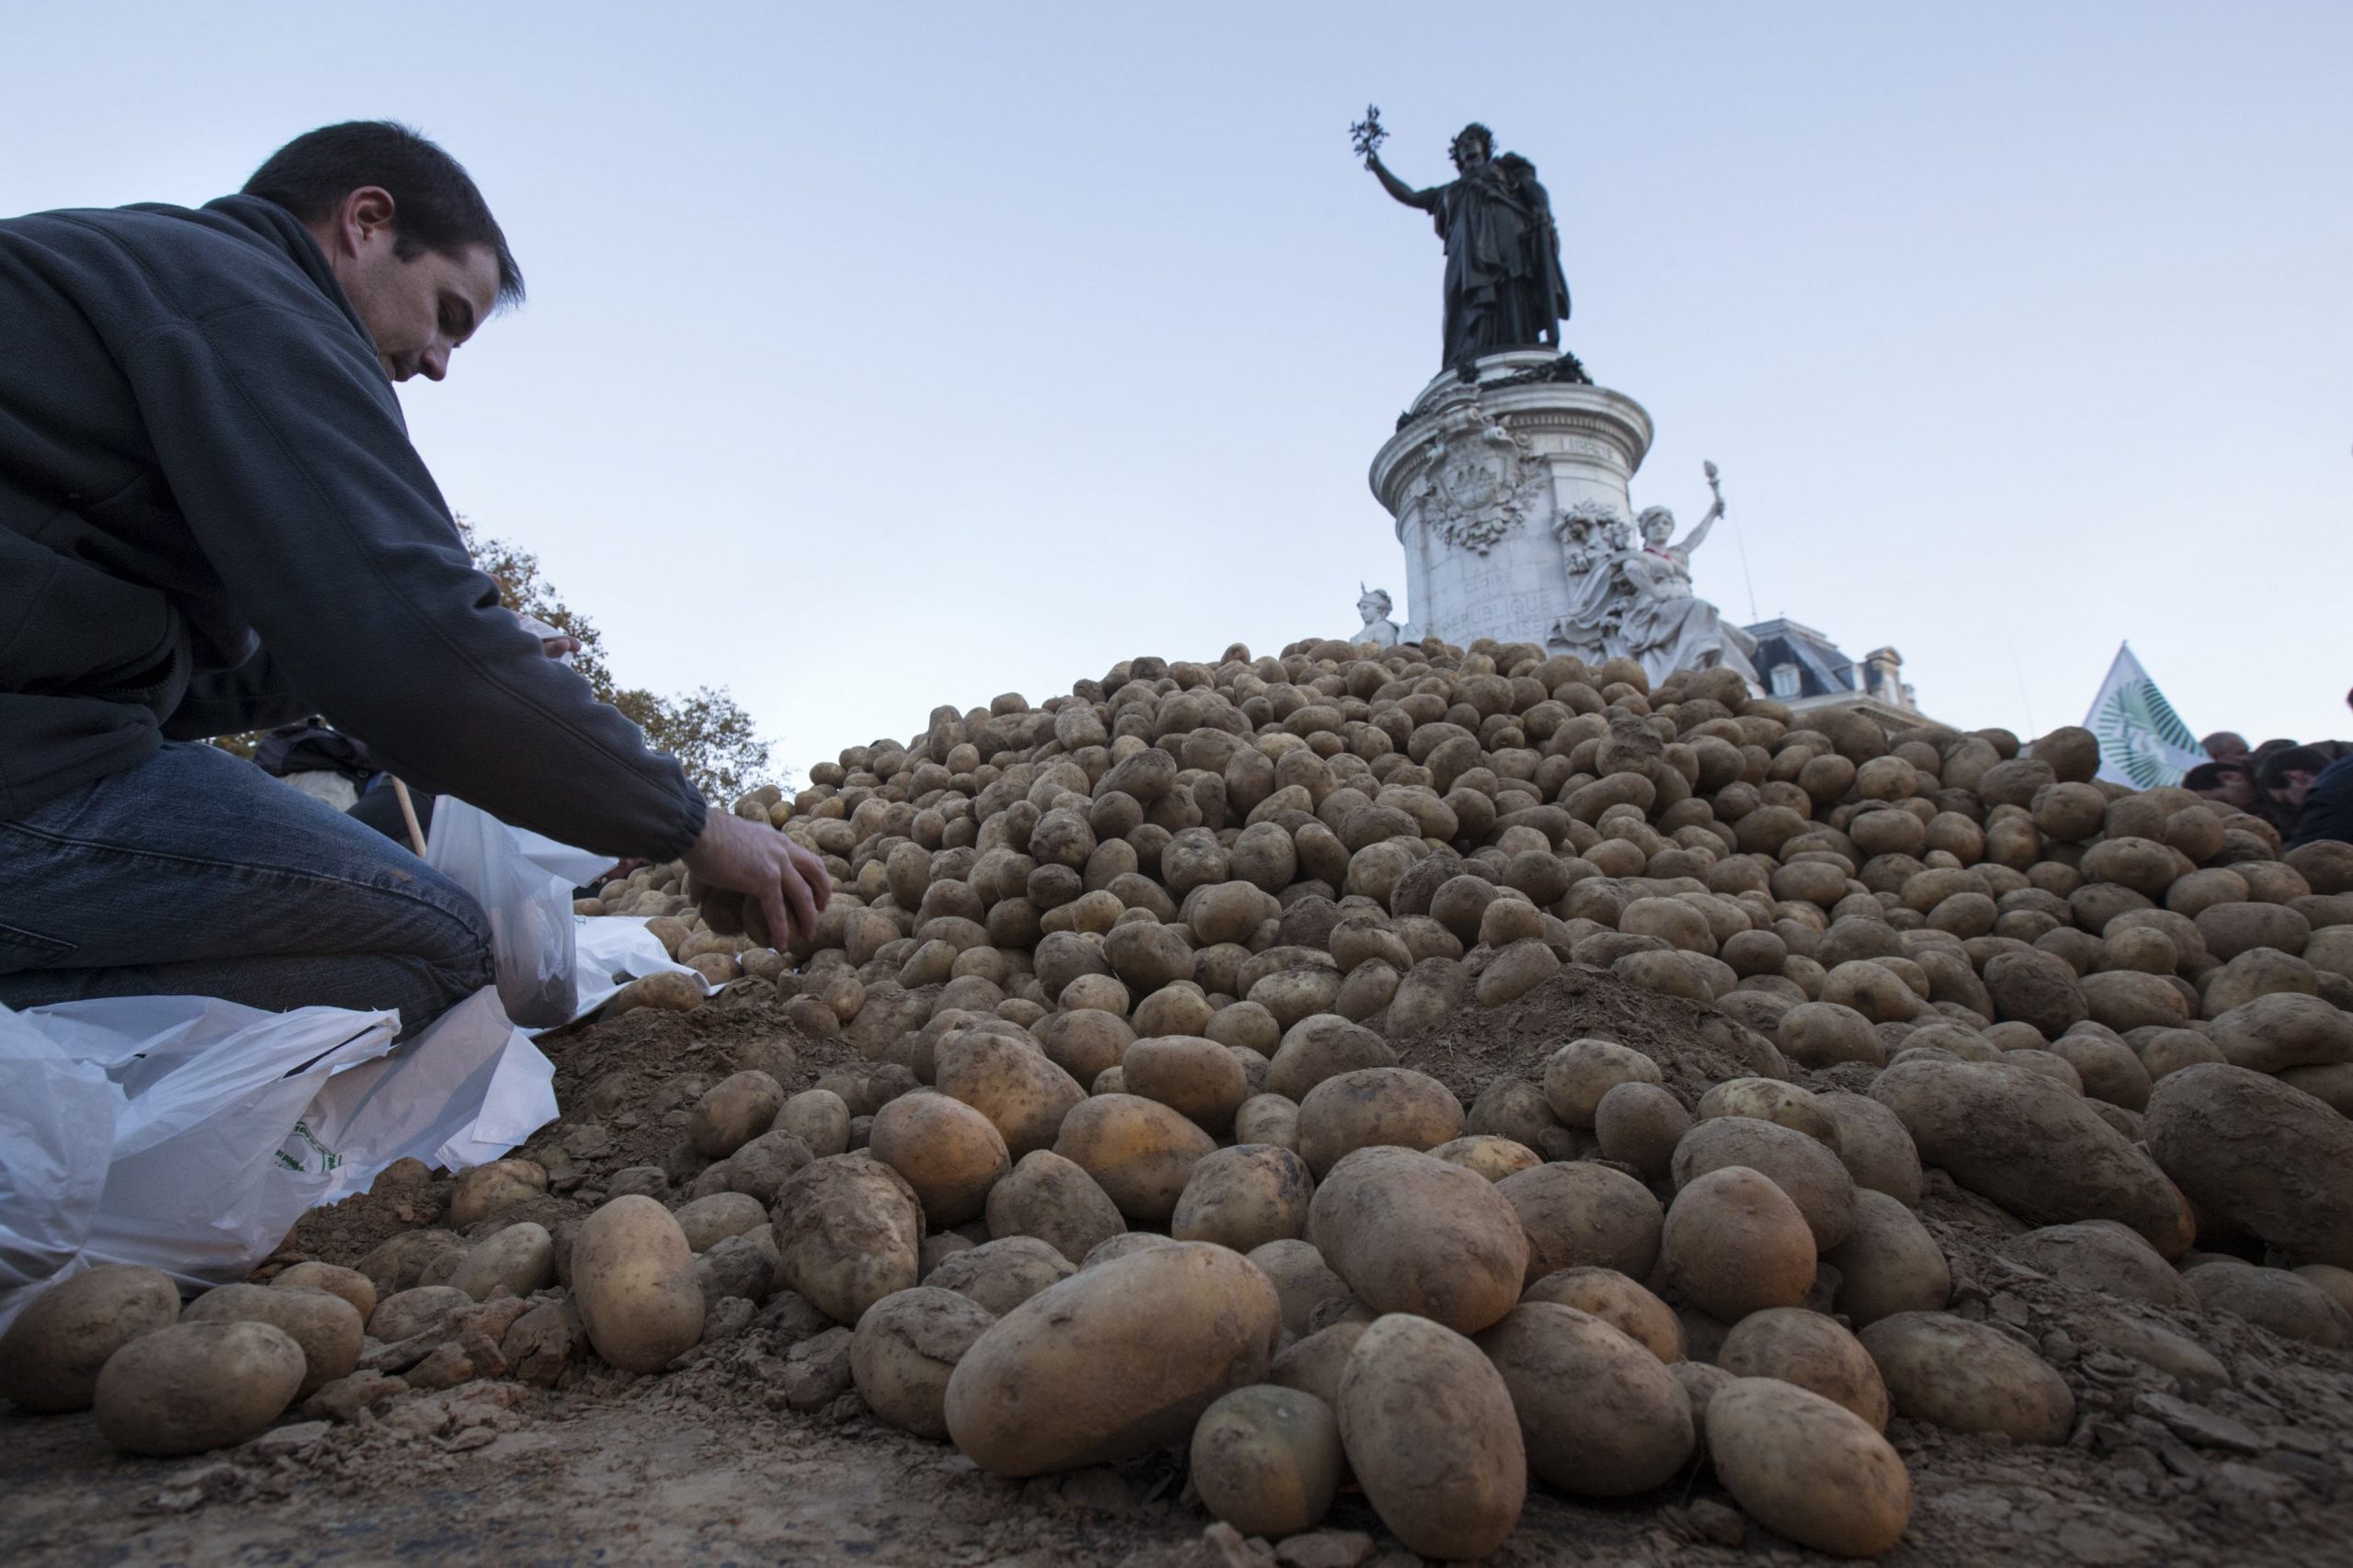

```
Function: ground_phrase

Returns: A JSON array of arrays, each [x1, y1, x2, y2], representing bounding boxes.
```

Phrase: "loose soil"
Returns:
[[6, 971, 2351, 1567]]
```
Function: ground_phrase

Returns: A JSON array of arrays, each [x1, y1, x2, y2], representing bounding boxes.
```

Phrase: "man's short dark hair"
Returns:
[[2256, 745, 2331, 790], [243, 121, 523, 308], [2183, 761, 2246, 792]]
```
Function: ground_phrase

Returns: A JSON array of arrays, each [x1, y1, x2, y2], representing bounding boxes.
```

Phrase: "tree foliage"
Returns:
[[455, 517, 780, 802]]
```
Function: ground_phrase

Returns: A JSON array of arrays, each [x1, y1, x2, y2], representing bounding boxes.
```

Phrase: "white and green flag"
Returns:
[[2084, 643, 2205, 790]]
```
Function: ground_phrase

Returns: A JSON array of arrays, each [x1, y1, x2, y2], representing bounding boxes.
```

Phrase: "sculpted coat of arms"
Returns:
[[1407, 391, 1543, 555]]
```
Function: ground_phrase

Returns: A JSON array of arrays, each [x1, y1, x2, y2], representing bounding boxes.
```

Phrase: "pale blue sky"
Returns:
[[7, 2, 2348, 772]]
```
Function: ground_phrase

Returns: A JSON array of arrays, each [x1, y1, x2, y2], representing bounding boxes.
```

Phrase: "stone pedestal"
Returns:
[[1368, 350, 1654, 649]]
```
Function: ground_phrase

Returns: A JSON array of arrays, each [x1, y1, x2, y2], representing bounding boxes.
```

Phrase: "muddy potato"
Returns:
[[1269, 1320, 1367, 1412], [571, 1196, 704, 1372], [1870, 1056, 2191, 1257], [1521, 1267, 1682, 1362], [608, 971, 704, 1017], [674, 1191, 769, 1252], [447, 1158, 547, 1226], [368, 1284, 471, 1342], [2185, 1260, 2346, 1346], [983, 1149, 1126, 1263], [777, 1088, 853, 1158], [1698, 1077, 1840, 1149], [1083, 1233, 1181, 1268], [688, 1070, 786, 1159], [944, 1242, 1280, 1474], [726, 1129, 818, 1205], [267, 1262, 374, 1324], [448, 1221, 557, 1300], [1999, 1221, 2197, 1310], [1541, 1038, 1664, 1127], [851, 1286, 997, 1439], [1132, 983, 1215, 1038], [919, 1232, 976, 1279], [1707, 1378, 1912, 1558], [935, 1030, 1086, 1157], [1265, 1015, 1398, 1102], [1719, 1307, 1889, 1429], [1308, 1147, 1528, 1333], [1233, 1092, 1302, 1151], [1295, 1066, 1466, 1177], [91, 1320, 306, 1456], [870, 1091, 1011, 1226], [925, 1236, 1074, 1316], [773, 1155, 925, 1324], [1337, 1313, 1527, 1561], [1051, 1093, 1219, 1222], [1672, 1360, 1735, 1452], [1122, 1034, 1250, 1134], [1671, 1116, 1856, 1250], [1207, 1000, 1284, 1055], [0, 1264, 181, 1415], [1499, 1161, 1664, 1284], [178, 1284, 362, 1400], [1778, 1001, 1887, 1069], [1476, 1301, 1693, 1495], [1859, 1312, 2075, 1443], [1661, 1166, 1817, 1321], [1190, 1383, 1345, 1539], [1428, 1133, 1542, 1183], [1248, 1239, 1358, 1337], [1034, 1007, 1137, 1085], [1824, 1190, 1952, 1325], [1173, 1144, 1315, 1251], [1816, 1092, 1924, 1208], [1467, 1075, 1564, 1148], [1592, 1081, 1691, 1179]]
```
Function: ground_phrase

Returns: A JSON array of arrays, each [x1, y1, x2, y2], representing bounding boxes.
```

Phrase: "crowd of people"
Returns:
[[2187, 724, 2353, 850]]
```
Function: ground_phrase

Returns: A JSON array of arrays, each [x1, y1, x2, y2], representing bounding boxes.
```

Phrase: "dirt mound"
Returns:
[[1385, 965, 1783, 1108]]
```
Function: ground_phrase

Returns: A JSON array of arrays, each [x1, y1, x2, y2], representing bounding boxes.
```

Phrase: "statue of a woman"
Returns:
[[1367, 123, 1571, 377], [1352, 585, 1402, 647], [1616, 501, 1760, 689]]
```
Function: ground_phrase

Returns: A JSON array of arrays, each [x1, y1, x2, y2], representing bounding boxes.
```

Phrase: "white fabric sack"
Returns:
[[426, 797, 578, 1027]]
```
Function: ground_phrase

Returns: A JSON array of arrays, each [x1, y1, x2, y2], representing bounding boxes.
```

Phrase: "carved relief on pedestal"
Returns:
[[1404, 388, 1547, 557]]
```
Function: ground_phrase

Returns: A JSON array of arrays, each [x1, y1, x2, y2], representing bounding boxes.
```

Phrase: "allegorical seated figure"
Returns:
[[1351, 585, 1403, 646], [1617, 503, 1760, 689]]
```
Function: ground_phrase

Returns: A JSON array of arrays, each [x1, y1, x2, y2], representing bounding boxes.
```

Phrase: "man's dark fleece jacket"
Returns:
[[0, 194, 706, 858]]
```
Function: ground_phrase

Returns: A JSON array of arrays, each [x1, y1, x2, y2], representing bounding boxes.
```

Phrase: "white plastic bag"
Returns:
[[0, 995, 400, 1327], [0, 986, 558, 1333], [426, 797, 578, 1027], [290, 987, 558, 1198], [561, 914, 710, 1024]]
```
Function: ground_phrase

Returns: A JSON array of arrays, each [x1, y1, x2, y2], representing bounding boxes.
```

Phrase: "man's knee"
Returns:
[[414, 879, 496, 1012]]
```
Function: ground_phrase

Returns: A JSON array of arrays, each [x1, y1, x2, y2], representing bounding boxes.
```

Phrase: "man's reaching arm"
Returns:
[[123, 293, 705, 859]]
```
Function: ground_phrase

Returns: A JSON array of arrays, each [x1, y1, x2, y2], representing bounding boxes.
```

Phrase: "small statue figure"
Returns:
[[1363, 121, 1572, 378], [1616, 499, 1761, 689], [1352, 585, 1403, 647]]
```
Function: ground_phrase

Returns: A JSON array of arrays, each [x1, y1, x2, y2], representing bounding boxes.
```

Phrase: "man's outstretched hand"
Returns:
[[683, 811, 831, 949]]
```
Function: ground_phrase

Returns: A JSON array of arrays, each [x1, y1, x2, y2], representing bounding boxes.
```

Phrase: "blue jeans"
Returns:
[[0, 742, 493, 1035]]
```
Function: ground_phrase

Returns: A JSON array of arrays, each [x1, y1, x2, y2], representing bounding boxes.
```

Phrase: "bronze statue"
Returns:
[[1359, 113, 1571, 378]]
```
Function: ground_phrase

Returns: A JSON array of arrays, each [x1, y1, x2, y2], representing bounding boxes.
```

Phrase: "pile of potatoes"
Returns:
[[13, 632, 2353, 1561]]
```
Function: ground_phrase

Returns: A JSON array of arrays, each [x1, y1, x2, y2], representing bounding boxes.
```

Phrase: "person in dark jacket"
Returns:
[[2289, 754, 2353, 850], [0, 121, 824, 1033]]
